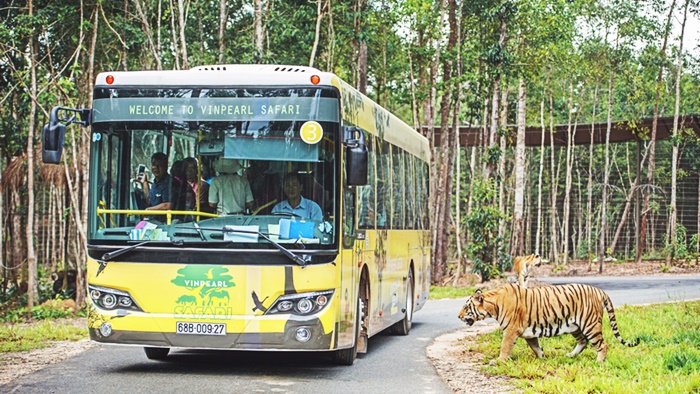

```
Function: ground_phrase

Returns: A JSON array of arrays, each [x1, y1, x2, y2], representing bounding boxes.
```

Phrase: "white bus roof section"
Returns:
[[94, 64, 430, 162], [95, 65, 332, 87]]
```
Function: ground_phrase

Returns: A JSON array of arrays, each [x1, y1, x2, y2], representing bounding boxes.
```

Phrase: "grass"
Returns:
[[0, 319, 87, 353], [429, 285, 476, 300], [0, 300, 88, 353], [467, 301, 700, 393]]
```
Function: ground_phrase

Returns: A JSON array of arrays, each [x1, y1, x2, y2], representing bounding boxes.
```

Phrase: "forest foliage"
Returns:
[[1, 0, 700, 308]]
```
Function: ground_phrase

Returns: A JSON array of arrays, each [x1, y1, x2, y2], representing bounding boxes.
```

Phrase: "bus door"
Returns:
[[339, 185, 366, 352]]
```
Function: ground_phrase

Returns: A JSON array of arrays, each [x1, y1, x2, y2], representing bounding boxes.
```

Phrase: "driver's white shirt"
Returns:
[[271, 197, 323, 221]]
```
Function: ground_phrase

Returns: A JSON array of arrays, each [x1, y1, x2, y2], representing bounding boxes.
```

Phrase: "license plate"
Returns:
[[176, 322, 226, 336]]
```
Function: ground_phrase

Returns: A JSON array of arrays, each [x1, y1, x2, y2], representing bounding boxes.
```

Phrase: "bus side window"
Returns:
[[342, 187, 356, 249], [376, 140, 390, 229], [391, 145, 405, 229], [358, 133, 375, 229], [405, 153, 415, 230]]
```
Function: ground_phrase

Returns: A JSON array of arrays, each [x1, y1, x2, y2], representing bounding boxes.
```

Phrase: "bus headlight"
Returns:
[[88, 285, 142, 312], [296, 299, 314, 314], [102, 293, 118, 309], [277, 300, 294, 312], [266, 290, 334, 316]]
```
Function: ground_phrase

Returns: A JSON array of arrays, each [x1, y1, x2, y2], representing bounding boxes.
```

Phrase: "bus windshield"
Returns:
[[88, 87, 340, 250]]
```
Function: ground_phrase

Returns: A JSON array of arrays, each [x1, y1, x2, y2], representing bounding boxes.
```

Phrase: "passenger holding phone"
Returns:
[[136, 152, 173, 211], [133, 164, 148, 210]]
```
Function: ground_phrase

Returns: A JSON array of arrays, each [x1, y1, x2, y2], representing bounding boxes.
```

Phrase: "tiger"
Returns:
[[458, 283, 639, 363], [512, 254, 541, 288]]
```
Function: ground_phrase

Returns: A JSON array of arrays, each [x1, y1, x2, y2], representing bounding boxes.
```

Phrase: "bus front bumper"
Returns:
[[89, 317, 334, 350]]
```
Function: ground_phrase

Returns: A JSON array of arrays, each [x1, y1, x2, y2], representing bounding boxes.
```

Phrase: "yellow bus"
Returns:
[[42, 64, 430, 365]]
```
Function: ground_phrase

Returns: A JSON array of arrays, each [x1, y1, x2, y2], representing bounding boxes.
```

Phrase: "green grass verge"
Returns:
[[0, 320, 87, 353], [468, 301, 700, 393], [429, 285, 476, 300]]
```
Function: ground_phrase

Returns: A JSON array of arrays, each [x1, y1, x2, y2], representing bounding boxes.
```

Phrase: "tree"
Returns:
[[667, 0, 691, 263], [432, 0, 458, 284], [637, 0, 677, 263]]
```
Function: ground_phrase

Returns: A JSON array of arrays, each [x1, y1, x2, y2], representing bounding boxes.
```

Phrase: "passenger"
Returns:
[[169, 159, 191, 216], [138, 152, 174, 211], [183, 157, 214, 213], [272, 172, 323, 221], [208, 159, 254, 215]]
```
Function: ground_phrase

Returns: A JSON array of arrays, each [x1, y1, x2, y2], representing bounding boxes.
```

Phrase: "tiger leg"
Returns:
[[497, 329, 521, 362], [566, 329, 588, 357], [525, 338, 544, 358], [584, 322, 608, 363]]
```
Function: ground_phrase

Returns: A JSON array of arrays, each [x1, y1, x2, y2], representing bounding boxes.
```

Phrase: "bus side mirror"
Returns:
[[42, 107, 66, 164], [345, 126, 368, 186]]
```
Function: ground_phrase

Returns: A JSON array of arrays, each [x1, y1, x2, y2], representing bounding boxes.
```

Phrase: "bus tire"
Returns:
[[389, 270, 413, 336], [144, 347, 169, 360], [332, 289, 365, 365]]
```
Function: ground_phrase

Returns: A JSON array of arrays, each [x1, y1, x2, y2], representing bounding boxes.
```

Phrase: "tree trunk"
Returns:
[[562, 80, 581, 265], [599, 75, 614, 273], [487, 76, 501, 180], [26, 0, 39, 308], [536, 99, 545, 256], [668, 0, 689, 264], [309, 0, 324, 68], [218, 0, 227, 63], [497, 87, 508, 243], [453, 134, 462, 286], [169, 0, 180, 69], [11, 189, 23, 290], [548, 81, 559, 264], [485, 11, 507, 181], [0, 164, 3, 294], [511, 76, 526, 257], [133, 0, 162, 70], [253, 0, 263, 62], [358, 42, 367, 94], [177, 0, 188, 69], [72, 5, 99, 308], [637, 0, 676, 263], [587, 81, 598, 260], [427, 1, 446, 280], [432, 0, 457, 284]]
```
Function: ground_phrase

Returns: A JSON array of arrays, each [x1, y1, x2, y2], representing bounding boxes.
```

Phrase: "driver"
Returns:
[[272, 172, 323, 221]]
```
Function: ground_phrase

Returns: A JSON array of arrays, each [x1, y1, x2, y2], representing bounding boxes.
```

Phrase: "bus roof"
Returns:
[[94, 64, 430, 162]]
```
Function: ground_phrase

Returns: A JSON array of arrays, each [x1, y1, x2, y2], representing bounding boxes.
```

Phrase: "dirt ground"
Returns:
[[0, 318, 96, 386], [2, 260, 699, 391]]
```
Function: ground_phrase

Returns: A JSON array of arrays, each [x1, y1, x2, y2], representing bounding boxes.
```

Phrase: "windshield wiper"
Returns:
[[192, 222, 206, 241], [97, 239, 185, 276], [179, 225, 308, 267]]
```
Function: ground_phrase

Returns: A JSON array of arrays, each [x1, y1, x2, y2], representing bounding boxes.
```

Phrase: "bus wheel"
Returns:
[[389, 270, 413, 335], [144, 347, 170, 360], [332, 296, 364, 365]]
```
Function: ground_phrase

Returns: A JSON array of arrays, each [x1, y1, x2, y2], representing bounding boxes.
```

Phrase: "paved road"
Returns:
[[2, 275, 699, 394], [538, 275, 700, 306], [0, 299, 466, 394]]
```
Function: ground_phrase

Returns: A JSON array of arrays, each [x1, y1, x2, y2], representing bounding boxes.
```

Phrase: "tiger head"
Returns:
[[527, 254, 542, 267], [458, 289, 490, 326]]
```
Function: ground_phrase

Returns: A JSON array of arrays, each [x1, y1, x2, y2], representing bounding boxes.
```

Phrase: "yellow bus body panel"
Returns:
[[86, 256, 342, 350]]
